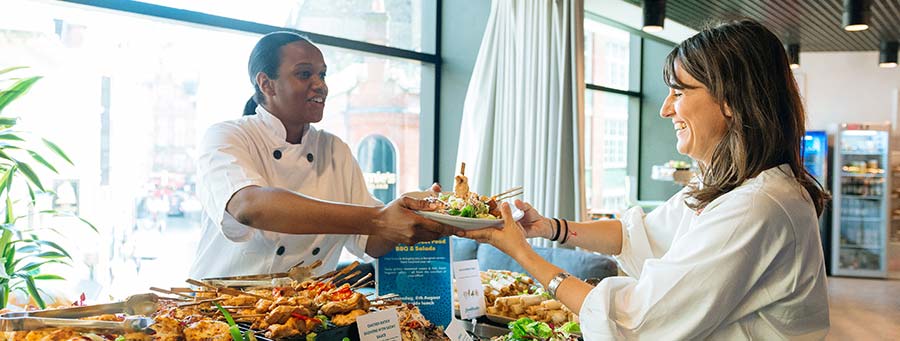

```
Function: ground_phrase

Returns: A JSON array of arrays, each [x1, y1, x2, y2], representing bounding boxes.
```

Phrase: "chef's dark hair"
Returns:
[[244, 31, 313, 116]]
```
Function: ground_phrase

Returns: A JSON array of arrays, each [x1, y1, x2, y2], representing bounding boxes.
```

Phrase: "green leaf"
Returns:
[[45, 210, 97, 233], [41, 138, 73, 165], [0, 66, 28, 76], [0, 118, 16, 127], [80, 218, 98, 233], [0, 282, 7, 308], [0, 165, 15, 196], [34, 251, 67, 259], [27, 151, 57, 173], [5, 196, 13, 224], [0, 133, 23, 141], [16, 259, 66, 273], [16, 245, 39, 253], [213, 302, 244, 341], [0, 76, 41, 115], [21, 274, 46, 309], [14, 161, 44, 192], [25, 181, 35, 203], [559, 321, 581, 334], [36, 240, 71, 259], [32, 274, 64, 280]]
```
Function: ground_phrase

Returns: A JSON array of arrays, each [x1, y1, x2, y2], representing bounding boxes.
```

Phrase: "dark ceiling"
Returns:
[[625, 0, 900, 51]]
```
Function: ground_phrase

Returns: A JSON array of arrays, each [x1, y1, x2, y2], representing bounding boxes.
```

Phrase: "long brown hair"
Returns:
[[662, 19, 829, 215]]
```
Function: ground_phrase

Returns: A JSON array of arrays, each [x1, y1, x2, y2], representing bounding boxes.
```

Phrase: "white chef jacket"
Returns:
[[188, 105, 380, 279], [580, 164, 829, 340]]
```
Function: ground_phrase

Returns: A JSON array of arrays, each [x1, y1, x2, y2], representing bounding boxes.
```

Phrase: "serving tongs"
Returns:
[[0, 293, 158, 332], [0, 315, 153, 332], [202, 259, 323, 287], [0, 293, 159, 319]]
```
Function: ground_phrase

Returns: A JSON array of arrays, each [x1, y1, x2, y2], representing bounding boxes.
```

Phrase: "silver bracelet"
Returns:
[[547, 272, 572, 299]]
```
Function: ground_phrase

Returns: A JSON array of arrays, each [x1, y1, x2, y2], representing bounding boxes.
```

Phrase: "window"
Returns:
[[138, 0, 435, 53], [584, 91, 630, 213], [583, 16, 636, 215], [585, 20, 631, 91], [2, 0, 435, 300], [357, 135, 398, 204]]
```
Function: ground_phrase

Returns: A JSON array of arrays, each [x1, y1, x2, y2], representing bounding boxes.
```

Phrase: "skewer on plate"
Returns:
[[493, 186, 523, 201]]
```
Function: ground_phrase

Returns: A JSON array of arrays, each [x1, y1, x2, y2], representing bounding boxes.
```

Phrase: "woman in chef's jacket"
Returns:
[[464, 19, 830, 339], [189, 31, 455, 279]]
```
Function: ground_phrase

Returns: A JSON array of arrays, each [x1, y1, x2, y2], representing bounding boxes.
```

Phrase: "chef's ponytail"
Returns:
[[243, 97, 257, 116]]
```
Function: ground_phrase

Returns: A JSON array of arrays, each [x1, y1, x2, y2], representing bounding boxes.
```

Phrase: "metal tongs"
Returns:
[[0, 293, 158, 332], [202, 259, 323, 287]]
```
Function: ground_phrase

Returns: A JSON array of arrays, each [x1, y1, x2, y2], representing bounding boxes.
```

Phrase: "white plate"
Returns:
[[415, 209, 524, 230]]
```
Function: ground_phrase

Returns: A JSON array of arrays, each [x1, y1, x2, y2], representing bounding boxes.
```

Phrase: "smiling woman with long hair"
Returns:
[[464, 19, 830, 339]]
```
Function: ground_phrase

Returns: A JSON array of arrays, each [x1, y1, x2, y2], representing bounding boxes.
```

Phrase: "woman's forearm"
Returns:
[[553, 219, 623, 255], [226, 185, 379, 235], [513, 249, 594, 314]]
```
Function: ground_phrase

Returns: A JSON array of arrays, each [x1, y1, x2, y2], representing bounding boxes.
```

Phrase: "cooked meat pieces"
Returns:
[[321, 292, 369, 316], [222, 295, 258, 307], [183, 320, 230, 341], [265, 317, 306, 340], [148, 316, 183, 338], [264, 305, 313, 326], [331, 309, 367, 326]]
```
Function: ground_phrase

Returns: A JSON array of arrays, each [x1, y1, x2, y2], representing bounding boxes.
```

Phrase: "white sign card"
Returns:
[[445, 318, 475, 341], [357, 308, 402, 341], [452, 259, 486, 319]]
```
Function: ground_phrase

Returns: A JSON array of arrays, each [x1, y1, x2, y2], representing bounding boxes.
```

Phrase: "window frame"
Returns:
[[60, 0, 443, 183], [583, 11, 681, 212]]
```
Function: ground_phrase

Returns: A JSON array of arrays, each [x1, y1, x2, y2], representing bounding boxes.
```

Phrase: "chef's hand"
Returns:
[[512, 199, 555, 239], [460, 202, 532, 256], [374, 195, 459, 245]]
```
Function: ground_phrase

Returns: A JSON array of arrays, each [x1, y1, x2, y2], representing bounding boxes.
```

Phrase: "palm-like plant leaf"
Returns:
[[41, 139, 73, 165], [0, 76, 41, 114]]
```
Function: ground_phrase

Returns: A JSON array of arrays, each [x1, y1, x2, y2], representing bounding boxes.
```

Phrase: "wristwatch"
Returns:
[[547, 272, 572, 299]]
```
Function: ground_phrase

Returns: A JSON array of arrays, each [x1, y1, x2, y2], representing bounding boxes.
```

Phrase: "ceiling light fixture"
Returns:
[[642, 0, 666, 33], [787, 44, 800, 69], [880, 41, 898, 68], [843, 0, 871, 32]]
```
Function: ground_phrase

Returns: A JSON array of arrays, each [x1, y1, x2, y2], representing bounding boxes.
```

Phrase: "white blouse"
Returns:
[[580, 165, 829, 340], [188, 106, 379, 279]]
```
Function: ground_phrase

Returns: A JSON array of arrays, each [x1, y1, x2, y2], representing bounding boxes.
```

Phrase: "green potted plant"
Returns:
[[0, 66, 95, 309]]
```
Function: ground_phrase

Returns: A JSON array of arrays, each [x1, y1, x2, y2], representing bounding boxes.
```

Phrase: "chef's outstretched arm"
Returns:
[[226, 185, 458, 247]]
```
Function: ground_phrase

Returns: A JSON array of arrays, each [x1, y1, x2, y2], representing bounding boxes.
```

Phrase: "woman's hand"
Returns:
[[462, 202, 533, 257], [513, 199, 554, 239]]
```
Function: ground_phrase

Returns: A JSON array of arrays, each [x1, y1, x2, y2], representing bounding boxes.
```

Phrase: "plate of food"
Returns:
[[412, 163, 524, 230]]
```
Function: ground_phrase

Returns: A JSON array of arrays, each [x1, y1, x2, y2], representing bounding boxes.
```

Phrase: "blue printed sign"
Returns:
[[376, 237, 452, 328]]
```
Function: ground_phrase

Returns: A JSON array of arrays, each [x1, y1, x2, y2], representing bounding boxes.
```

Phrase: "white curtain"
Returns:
[[456, 0, 585, 247]]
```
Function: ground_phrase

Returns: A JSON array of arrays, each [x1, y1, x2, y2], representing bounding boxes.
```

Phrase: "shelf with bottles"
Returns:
[[841, 158, 884, 176], [838, 248, 882, 271], [840, 151, 886, 156], [840, 244, 883, 250], [841, 217, 884, 223], [839, 175, 886, 196], [839, 226, 883, 247], [840, 197, 884, 217], [843, 194, 883, 200]]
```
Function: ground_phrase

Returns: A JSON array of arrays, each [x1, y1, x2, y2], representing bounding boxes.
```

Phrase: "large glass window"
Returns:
[[583, 16, 636, 216], [584, 20, 631, 91], [2, 0, 429, 300], [138, 0, 435, 53], [584, 91, 630, 214]]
